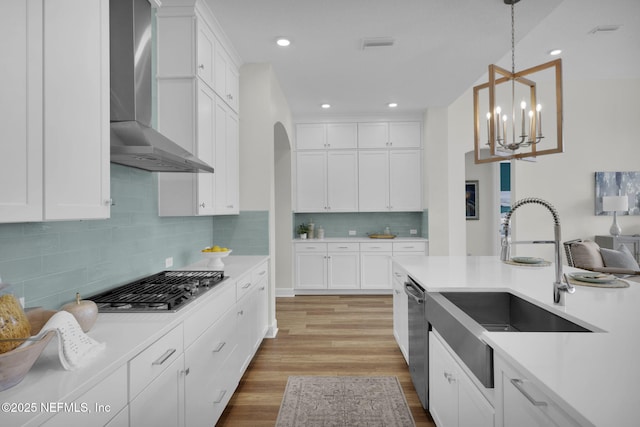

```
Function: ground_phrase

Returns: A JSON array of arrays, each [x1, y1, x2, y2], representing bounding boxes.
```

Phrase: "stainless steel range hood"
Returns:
[[109, 0, 214, 173]]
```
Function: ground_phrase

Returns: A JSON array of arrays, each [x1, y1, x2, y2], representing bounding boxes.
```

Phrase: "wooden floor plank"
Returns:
[[216, 295, 435, 426]]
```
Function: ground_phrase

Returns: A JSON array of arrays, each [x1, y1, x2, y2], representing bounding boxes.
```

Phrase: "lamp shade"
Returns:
[[602, 196, 629, 212]]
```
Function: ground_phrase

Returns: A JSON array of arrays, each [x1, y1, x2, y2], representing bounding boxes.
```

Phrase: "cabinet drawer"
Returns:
[[295, 242, 327, 253], [184, 282, 235, 348], [393, 241, 426, 253], [252, 261, 269, 283], [236, 273, 254, 301], [328, 242, 359, 252], [129, 324, 184, 400], [43, 364, 128, 427], [360, 242, 393, 252]]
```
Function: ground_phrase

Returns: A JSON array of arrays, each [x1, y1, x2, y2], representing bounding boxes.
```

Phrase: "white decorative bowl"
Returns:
[[201, 249, 232, 269]]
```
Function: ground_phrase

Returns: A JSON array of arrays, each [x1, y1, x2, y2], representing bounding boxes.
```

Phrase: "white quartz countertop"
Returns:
[[394, 255, 640, 427], [0, 256, 268, 426], [293, 237, 428, 243]]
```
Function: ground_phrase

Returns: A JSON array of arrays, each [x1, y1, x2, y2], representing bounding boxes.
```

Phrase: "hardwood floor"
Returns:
[[217, 295, 435, 426]]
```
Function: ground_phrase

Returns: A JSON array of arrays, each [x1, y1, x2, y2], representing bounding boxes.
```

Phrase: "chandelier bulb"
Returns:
[[520, 101, 526, 109], [536, 104, 542, 112]]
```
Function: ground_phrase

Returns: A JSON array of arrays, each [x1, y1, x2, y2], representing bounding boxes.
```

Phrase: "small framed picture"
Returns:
[[466, 180, 479, 220]]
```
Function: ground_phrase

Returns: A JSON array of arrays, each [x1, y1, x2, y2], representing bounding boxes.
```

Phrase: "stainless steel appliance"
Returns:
[[91, 271, 226, 313], [109, 0, 214, 173], [405, 276, 429, 409]]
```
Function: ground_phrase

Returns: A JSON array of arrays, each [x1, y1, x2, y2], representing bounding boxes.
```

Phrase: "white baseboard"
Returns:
[[276, 288, 296, 297]]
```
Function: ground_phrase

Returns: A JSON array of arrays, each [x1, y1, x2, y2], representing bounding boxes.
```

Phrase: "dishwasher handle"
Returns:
[[404, 281, 424, 304]]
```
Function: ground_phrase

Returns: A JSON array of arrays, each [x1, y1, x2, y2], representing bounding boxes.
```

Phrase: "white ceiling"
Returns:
[[204, 0, 640, 117]]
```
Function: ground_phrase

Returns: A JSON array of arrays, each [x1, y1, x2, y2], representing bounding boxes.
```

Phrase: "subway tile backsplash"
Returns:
[[293, 211, 428, 239], [0, 164, 214, 309]]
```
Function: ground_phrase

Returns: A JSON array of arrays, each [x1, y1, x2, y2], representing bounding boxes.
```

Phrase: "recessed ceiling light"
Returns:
[[549, 49, 562, 56], [276, 37, 291, 47], [321, 103, 331, 109], [387, 102, 398, 108]]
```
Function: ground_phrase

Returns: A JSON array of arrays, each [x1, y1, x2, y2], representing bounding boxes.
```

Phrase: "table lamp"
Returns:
[[602, 195, 629, 236]]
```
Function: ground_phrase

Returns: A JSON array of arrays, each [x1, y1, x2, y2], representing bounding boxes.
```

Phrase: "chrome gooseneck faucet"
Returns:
[[500, 197, 575, 305]]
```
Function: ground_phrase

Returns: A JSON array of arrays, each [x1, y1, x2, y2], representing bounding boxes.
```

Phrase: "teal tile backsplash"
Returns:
[[0, 164, 214, 309], [212, 211, 269, 255], [293, 211, 428, 239]]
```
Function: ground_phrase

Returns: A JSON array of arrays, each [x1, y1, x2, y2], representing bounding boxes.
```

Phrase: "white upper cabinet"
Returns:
[[0, 0, 110, 223], [197, 19, 216, 88], [295, 151, 358, 212], [215, 39, 239, 112], [296, 123, 357, 150], [358, 122, 421, 148], [157, 1, 240, 216], [293, 120, 422, 213]]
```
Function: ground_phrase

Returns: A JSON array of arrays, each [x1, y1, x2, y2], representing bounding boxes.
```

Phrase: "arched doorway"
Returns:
[[274, 122, 293, 293]]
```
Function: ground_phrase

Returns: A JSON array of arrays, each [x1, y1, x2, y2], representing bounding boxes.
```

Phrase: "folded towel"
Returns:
[[19, 311, 105, 370]]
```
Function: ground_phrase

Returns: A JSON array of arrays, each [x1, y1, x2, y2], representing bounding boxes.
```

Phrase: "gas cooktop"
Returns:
[[92, 271, 226, 313]]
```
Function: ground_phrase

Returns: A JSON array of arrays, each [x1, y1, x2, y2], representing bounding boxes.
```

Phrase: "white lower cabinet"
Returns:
[[130, 354, 186, 427], [429, 331, 494, 427], [495, 355, 583, 427], [294, 240, 427, 292], [392, 263, 409, 363], [42, 364, 128, 427], [360, 242, 392, 290], [185, 306, 238, 427]]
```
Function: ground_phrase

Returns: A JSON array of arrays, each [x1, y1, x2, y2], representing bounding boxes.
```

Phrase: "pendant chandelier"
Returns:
[[473, 0, 563, 164]]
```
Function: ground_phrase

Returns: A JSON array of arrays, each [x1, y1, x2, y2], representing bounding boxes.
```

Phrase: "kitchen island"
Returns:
[[394, 255, 640, 427], [0, 256, 269, 426]]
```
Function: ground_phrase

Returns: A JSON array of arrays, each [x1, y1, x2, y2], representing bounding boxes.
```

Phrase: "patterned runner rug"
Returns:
[[275, 376, 416, 427]]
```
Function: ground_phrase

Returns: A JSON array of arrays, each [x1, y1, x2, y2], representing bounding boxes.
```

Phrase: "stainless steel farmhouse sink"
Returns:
[[425, 291, 593, 388]]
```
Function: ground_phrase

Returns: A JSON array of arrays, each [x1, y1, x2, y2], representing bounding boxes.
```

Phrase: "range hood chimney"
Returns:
[[109, 0, 214, 173]]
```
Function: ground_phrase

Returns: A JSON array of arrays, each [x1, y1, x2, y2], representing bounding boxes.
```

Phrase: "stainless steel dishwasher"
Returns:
[[405, 276, 429, 409]]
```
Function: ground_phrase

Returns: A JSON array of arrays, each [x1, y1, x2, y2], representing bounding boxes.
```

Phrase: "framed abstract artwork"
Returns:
[[466, 180, 479, 220], [595, 172, 640, 215]]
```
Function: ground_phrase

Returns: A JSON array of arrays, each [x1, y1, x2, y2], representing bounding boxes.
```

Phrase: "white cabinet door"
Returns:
[[197, 82, 216, 215], [214, 97, 239, 214], [358, 122, 389, 148], [392, 266, 409, 362], [0, 0, 110, 223], [360, 252, 392, 289], [296, 123, 326, 150], [295, 252, 328, 289], [327, 150, 358, 211], [0, 0, 43, 222], [196, 19, 215, 88], [130, 354, 185, 427], [296, 151, 327, 212], [214, 40, 239, 112], [327, 123, 357, 149], [358, 151, 390, 211], [430, 332, 460, 427], [389, 122, 421, 148], [389, 150, 422, 211], [430, 331, 495, 427], [328, 252, 360, 289], [44, 0, 110, 221]]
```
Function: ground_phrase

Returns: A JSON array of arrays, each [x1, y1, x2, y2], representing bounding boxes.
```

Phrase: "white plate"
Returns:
[[570, 272, 616, 284], [511, 256, 545, 264]]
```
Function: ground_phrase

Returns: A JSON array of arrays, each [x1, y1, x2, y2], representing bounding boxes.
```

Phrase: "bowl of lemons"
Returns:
[[201, 245, 232, 269]]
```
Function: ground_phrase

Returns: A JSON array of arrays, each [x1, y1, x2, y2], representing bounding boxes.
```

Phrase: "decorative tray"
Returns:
[[367, 234, 397, 239]]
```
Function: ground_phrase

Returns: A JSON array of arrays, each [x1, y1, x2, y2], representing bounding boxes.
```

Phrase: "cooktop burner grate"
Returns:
[[92, 271, 225, 312]]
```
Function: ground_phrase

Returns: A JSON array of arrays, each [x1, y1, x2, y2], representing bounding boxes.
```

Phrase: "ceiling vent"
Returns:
[[588, 24, 622, 34], [361, 37, 395, 50]]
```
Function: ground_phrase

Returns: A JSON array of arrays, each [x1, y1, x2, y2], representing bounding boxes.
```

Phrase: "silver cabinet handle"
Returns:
[[213, 342, 226, 353], [258, 270, 266, 276], [242, 282, 251, 289], [200, 202, 206, 208], [510, 379, 548, 407], [152, 348, 176, 366], [181, 368, 190, 376], [198, 64, 205, 69], [444, 372, 456, 384], [213, 390, 227, 404]]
